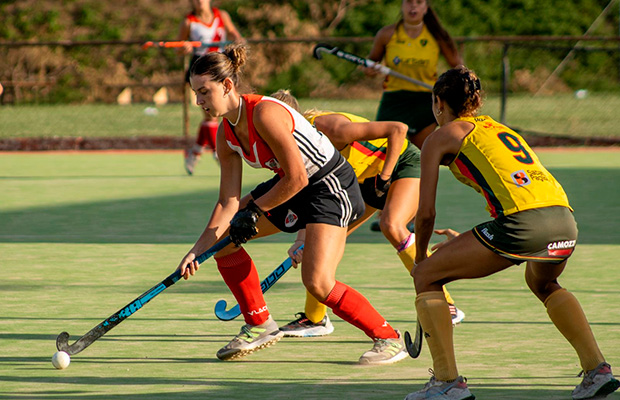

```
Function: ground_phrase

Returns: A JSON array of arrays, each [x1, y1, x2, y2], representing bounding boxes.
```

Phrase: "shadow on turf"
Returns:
[[0, 168, 617, 245], [0, 373, 586, 400]]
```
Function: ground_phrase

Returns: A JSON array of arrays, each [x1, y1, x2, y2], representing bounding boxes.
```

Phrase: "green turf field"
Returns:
[[1, 93, 619, 139], [0, 150, 618, 399]]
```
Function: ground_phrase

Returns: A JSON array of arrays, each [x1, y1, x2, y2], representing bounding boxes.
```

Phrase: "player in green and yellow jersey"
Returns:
[[404, 66, 619, 400], [365, 0, 462, 232], [366, 0, 462, 149], [270, 91, 465, 355]]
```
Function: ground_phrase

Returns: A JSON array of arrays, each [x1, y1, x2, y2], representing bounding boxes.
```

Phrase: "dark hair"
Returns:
[[433, 65, 482, 117], [397, 0, 459, 57], [190, 43, 247, 85]]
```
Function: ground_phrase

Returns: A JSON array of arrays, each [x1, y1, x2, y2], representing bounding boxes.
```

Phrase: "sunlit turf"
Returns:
[[0, 150, 618, 399]]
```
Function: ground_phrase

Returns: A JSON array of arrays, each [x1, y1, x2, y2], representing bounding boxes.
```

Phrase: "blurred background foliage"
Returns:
[[0, 0, 619, 103]]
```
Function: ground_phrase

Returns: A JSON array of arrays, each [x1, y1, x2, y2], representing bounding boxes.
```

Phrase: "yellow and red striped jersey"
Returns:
[[448, 115, 571, 218], [308, 112, 408, 182]]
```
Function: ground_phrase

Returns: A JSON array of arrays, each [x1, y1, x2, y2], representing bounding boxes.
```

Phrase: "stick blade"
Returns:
[[312, 43, 336, 60], [404, 320, 423, 358], [214, 299, 241, 321], [56, 331, 70, 352]]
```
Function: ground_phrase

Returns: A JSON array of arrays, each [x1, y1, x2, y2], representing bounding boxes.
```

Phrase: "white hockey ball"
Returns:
[[52, 351, 71, 369]]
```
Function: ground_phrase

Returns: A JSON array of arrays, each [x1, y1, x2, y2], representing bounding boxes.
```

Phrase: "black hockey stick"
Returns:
[[313, 43, 433, 90], [214, 245, 303, 321], [56, 236, 233, 356], [404, 319, 423, 358]]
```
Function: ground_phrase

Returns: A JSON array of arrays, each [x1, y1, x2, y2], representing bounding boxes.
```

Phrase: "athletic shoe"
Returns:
[[216, 316, 284, 361], [183, 145, 203, 175], [572, 362, 620, 399], [404, 374, 475, 400], [359, 330, 408, 365], [279, 312, 334, 337], [449, 304, 466, 325]]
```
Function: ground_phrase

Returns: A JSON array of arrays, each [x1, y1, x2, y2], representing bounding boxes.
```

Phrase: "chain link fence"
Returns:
[[1, 36, 619, 145]]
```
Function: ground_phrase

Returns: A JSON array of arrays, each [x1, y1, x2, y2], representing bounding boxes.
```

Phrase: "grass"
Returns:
[[0, 150, 619, 399], [1, 93, 620, 139]]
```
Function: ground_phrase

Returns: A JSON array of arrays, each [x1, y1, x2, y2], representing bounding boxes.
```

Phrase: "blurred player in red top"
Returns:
[[177, 0, 242, 174]]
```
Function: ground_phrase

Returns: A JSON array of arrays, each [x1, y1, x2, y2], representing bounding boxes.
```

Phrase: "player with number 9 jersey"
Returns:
[[448, 115, 570, 219], [403, 65, 618, 400]]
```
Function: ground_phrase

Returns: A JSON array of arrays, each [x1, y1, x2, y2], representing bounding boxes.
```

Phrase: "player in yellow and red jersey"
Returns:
[[404, 65, 619, 400], [270, 91, 466, 347]]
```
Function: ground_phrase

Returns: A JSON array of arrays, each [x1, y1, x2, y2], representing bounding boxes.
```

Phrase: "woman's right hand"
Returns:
[[181, 41, 194, 55], [363, 64, 381, 77], [177, 252, 199, 280], [287, 240, 305, 268]]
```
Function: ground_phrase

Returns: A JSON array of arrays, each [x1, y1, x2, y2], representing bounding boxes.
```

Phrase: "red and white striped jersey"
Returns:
[[186, 8, 226, 56], [223, 94, 336, 178]]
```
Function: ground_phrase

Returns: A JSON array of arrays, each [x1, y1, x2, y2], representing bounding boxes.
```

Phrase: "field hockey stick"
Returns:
[[404, 319, 424, 358], [214, 245, 303, 321], [313, 43, 433, 90], [141, 40, 202, 50], [56, 236, 233, 356]]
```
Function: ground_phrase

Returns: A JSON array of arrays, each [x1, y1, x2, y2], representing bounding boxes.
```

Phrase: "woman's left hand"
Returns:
[[229, 201, 262, 245]]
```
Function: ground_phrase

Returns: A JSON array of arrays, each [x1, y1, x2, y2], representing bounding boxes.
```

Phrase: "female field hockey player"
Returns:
[[176, 44, 407, 364], [177, 0, 242, 174], [365, 0, 462, 231], [367, 0, 461, 148], [269, 90, 465, 341], [404, 65, 619, 400]]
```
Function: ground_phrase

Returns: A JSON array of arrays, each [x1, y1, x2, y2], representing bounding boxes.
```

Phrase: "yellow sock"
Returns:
[[398, 245, 456, 305], [443, 286, 455, 305], [397, 244, 416, 273], [415, 291, 458, 381], [304, 290, 327, 323], [545, 288, 604, 371]]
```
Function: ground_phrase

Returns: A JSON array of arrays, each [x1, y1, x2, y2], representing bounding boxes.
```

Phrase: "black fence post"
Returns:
[[500, 43, 510, 125]]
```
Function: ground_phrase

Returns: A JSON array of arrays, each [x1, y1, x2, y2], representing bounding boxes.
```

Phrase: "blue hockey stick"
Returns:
[[214, 245, 303, 321], [56, 236, 232, 355]]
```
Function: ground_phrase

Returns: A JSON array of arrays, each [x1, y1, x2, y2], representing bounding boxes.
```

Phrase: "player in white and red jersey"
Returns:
[[177, 0, 242, 174], [175, 44, 407, 365]]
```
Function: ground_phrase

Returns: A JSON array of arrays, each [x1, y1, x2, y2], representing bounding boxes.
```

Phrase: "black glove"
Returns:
[[360, 174, 391, 210], [229, 200, 262, 246]]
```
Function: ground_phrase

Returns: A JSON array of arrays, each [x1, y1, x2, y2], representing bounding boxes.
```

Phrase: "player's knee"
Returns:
[[412, 265, 431, 292], [379, 217, 400, 240], [302, 277, 331, 301], [525, 271, 560, 302]]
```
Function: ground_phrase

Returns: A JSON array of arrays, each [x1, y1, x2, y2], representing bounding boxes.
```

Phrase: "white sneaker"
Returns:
[[405, 373, 475, 400], [572, 362, 620, 399], [359, 330, 408, 365], [449, 304, 465, 325], [279, 312, 334, 337]]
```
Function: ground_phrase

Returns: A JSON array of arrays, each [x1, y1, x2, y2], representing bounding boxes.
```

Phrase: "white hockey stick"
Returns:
[[313, 43, 433, 90]]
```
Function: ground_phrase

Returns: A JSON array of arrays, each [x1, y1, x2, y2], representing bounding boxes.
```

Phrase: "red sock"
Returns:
[[197, 120, 218, 150], [322, 281, 398, 339], [216, 248, 269, 326]]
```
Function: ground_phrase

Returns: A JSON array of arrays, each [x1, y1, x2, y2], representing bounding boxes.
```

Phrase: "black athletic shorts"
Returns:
[[251, 152, 365, 233], [473, 206, 578, 265]]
